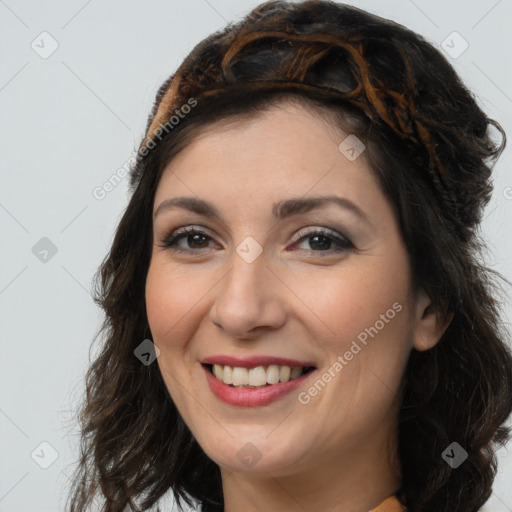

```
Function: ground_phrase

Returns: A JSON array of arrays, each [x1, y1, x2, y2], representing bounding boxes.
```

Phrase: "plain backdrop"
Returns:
[[1, 1, 511, 511]]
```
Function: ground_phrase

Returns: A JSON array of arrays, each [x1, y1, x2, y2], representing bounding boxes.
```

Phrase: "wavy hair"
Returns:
[[66, 1, 512, 511]]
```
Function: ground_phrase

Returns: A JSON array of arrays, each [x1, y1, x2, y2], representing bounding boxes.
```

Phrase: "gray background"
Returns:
[[1, 0, 511, 511]]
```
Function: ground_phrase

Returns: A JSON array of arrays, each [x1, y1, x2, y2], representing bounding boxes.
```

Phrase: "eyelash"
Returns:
[[158, 226, 354, 255]]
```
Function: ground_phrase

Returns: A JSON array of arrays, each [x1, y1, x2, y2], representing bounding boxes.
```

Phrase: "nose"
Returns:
[[209, 247, 287, 340]]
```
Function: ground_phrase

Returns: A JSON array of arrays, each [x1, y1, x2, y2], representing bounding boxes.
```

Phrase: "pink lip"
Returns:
[[202, 364, 316, 407], [201, 355, 316, 368]]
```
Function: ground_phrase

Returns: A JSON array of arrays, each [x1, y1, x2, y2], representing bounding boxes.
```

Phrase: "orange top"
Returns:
[[369, 494, 407, 512]]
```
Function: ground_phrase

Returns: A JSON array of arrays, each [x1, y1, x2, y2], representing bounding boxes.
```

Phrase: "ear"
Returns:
[[412, 289, 453, 352]]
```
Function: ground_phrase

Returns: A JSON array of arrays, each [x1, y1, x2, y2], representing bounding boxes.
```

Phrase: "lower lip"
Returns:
[[202, 364, 316, 407]]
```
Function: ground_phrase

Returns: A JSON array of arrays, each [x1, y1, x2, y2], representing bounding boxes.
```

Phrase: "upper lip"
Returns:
[[201, 355, 316, 368]]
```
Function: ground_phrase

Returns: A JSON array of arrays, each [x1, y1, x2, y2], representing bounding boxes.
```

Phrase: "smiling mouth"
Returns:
[[203, 363, 316, 388]]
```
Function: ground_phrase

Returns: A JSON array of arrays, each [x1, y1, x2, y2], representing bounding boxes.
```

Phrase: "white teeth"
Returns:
[[213, 364, 223, 380], [279, 365, 291, 382], [223, 365, 233, 385], [266, 364, 280, 384], [232, 367, 249, 386], [210, 364, 310, 387], [248, 366, 267, 386]]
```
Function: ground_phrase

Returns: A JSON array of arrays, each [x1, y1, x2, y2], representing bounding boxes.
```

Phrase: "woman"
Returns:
[[66, 1, 512, 511]]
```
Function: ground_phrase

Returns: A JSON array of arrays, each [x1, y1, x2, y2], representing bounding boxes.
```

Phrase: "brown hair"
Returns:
[[66, 1, 512, 511]]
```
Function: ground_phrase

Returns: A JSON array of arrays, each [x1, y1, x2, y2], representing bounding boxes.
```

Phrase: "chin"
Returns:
[[195, 428, 306, 475]]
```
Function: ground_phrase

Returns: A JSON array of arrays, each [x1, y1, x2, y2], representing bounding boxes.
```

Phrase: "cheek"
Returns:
[[292, 257, 412, 349], [145, 262, 200, 353], [300, 262, 412, 423]]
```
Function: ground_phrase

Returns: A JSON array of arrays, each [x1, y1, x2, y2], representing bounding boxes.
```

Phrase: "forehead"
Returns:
[[155, 101, 376, 199]]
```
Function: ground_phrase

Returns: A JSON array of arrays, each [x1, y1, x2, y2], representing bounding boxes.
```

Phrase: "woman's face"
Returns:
[[146, 101, 441, 477]]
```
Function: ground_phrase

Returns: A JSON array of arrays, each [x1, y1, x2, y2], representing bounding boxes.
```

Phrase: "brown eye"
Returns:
[[291, 228, 353, 253], [159, 227, 216, 253]]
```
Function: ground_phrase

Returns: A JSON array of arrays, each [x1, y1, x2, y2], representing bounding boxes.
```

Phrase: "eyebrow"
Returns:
[[154, 195, 372, 225]]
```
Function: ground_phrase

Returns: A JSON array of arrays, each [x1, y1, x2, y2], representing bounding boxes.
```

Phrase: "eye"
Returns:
[[158, 226, 217, 253], [290, 227, 353, 254], [158, 226, 353, 255]]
